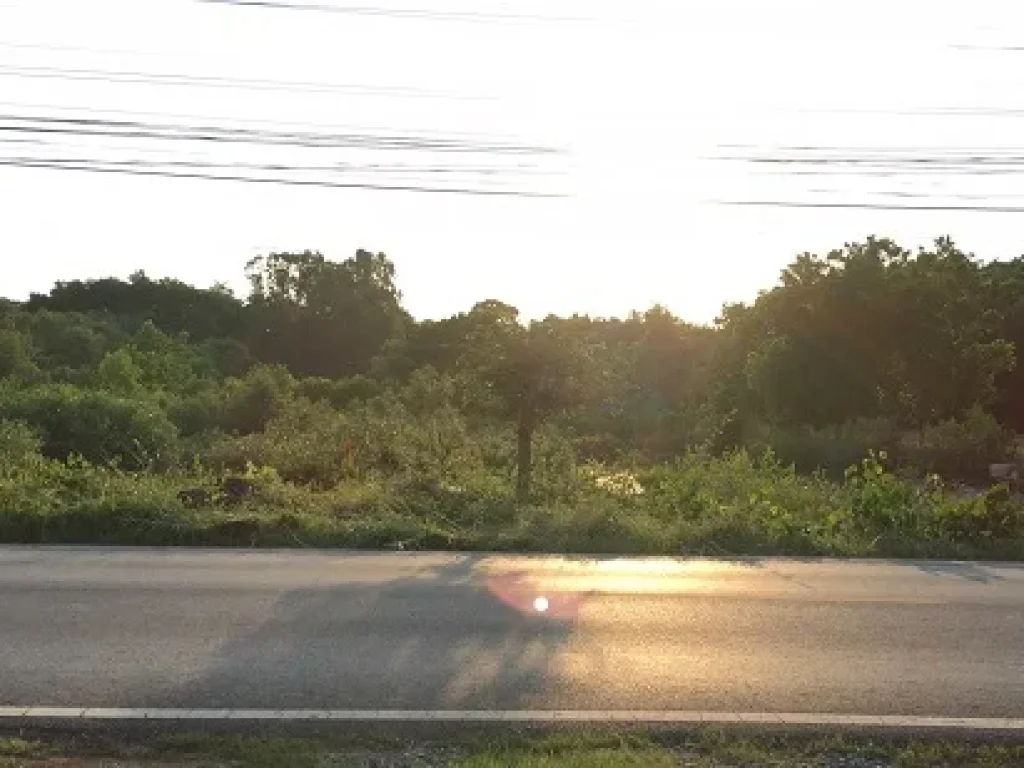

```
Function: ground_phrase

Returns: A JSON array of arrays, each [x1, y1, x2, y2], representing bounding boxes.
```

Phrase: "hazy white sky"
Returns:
[[3, 0, 1024, 322]]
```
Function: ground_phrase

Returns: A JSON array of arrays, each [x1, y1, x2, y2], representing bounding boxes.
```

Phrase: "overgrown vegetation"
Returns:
[[3, 237, 1024, 556]]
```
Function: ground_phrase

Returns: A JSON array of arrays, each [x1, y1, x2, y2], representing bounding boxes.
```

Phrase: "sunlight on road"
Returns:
[[478, 558, 744, 610]]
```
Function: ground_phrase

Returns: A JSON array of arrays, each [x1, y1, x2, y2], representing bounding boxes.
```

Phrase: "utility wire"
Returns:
[[0, 100, 534, 144], [0, 151, 550, 178], [0, 156, 564, 196], [0, 113, 560, 155], [0, 63, 489, 100], [0, 109, 566, 196]]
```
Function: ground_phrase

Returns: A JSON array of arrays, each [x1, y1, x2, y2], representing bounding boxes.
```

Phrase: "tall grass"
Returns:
[[1, 422, 1020, 558]]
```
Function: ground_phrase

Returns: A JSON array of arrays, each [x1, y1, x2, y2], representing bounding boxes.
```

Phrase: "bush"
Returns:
[[205, 391, 500, 491], [221, 365, 295, 434], [0, 385, 178, 470], [743, 418, 897, 477], [0, 328, 38, 380], [168, 388, 229, 437], [205, 398, 356, 485], [898, 407, 1012, 483], [168, 365, 296, 438], [296, 375, 380, 409], [0, 419, 42, 472]]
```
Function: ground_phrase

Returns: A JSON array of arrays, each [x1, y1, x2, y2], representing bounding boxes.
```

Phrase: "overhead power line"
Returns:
[[0, 151, 551, 178], [0, 109, 567, 197], [0, 156, 563, 196], [0, 63, 488, 100], [0, 100, 530, 144], [0, 113, 560, 155], [713, 143, 1024, 206]]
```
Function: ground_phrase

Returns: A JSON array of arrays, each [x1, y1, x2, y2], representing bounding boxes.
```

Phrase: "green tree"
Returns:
[[461, 304, 587, 501], [245, 249, 408, 377], [981, 256, 1024, 431], [719, 236, 1013, 430], [25, 309, 115, 373], [28, 273, 245, 342], [94, 348, 144, 396], [0, 328, 36, 380]]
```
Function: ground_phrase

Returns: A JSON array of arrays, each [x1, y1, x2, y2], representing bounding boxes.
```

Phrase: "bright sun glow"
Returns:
[[533, 596, 550, 613]]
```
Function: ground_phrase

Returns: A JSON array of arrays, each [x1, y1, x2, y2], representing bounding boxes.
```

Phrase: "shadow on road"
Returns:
[[163, 555, 580, 710]]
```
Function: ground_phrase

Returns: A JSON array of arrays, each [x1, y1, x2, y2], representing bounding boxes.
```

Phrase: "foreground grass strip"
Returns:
[[456, 747, 676, 767], [2, 730, 1024, 767]]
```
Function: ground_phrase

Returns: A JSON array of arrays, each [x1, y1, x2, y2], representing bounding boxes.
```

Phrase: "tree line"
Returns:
[[3, 235, 1024, 500]]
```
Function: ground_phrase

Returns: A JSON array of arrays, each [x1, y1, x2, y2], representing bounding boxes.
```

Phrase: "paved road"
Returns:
[[1, 547, 1023, 717]]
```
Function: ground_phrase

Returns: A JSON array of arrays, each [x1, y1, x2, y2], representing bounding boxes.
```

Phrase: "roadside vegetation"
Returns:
[[2, 238, 1024, 557], [3, 730, 1023, 767]]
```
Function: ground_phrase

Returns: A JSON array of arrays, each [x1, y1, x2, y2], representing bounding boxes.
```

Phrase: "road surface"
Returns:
[[1, 547, 1022, 719]]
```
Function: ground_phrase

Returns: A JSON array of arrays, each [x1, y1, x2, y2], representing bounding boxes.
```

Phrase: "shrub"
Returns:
[[206, 391, 501, 491], [744, 418, 897, 477], [898, 407, 1012, 483], [296, 375, 380, 409], [168, 388, 229, 437], [0, 385, 178, 470], [935, 484, 1023, 542], [0, 328, 38, 380], [844, 452, 920, 535], [221, 365, 295, 434], [0, 419, 42, 473]]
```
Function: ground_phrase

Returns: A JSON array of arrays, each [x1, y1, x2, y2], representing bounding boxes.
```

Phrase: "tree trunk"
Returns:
[[516, 406, 535, 504]]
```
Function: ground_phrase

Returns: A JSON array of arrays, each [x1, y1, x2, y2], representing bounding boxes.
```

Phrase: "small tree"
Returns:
[[463, 306, 586, 502]]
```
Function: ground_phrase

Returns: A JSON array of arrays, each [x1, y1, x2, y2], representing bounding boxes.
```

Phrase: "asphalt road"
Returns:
[[2, 547, 1023, 718]]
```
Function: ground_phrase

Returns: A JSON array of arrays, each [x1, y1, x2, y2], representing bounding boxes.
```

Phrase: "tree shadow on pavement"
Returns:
[[161, 555, 580, 710]]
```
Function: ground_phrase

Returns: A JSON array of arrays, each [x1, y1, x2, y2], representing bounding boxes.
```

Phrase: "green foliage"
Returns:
[[458, 746, 676, 767], [743, 418, 898, 477], [94, 347, 144, 396], [721, 236, 1015, 428], [24, 308, 118, 372], [0, 441, 1020, 557], [219, 365, 295, 434], [28, 272, 245, 341], [296, 374, 380, 408], [0, 385, 178, 470], [168, 364, 295, 437], [0, 327, 37, 380], [245, 249, 407, 377], [0, 419, 42, 473], [3, 235, 1024, 558], [899, 406, 1012, 482]]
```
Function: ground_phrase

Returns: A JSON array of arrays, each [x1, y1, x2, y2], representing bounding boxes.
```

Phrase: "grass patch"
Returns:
[[1, 730, 1023, 767], [455, 733, 675, 767], [0, 738, 38, 758], [456, 747, 676, 767]]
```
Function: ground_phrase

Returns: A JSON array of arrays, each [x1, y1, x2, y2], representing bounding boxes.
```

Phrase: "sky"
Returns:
[[3, 0, 1024, 323]]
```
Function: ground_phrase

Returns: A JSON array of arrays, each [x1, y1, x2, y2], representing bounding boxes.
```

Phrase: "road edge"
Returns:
[[1, 708, 1022, 733]]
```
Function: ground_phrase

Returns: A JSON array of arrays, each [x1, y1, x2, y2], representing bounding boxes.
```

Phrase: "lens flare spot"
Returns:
[[533, 596, 550, 613]]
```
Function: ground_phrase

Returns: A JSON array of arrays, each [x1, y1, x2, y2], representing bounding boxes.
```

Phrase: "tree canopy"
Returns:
[[6, 236, 1024, 490]]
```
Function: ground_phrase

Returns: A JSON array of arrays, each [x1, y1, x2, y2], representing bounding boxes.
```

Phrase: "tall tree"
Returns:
[[719, 236, 1013, 429], [28, 272, 246, 342], [245, 249, 408, 378]]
